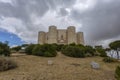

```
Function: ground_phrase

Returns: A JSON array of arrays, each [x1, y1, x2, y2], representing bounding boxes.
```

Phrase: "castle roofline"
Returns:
[[68, 26, 75, 28], [77, 32, 83, 33], [57, 29, 66, 31]]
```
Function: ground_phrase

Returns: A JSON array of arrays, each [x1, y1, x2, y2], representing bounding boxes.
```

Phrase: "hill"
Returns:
[[0, 52, 119, 80]]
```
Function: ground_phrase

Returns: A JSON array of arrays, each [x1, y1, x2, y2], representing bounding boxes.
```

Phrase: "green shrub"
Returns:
[[56, 44, 64, 51], [77, 44, 86, 54], [103, 57, 118, 63], [44, 51, 56, 57], [62, 46, 85, 58], [69, 43, 76, 46], [51, 43, 58, 51], [96, 48, 107, 57], [32, 44, 44, 56], [61, 45, 68, 50], [11, 46, 21, 52], [25, 44, 35, 55], [0, 57, 17, 71], [44, 52, 51, 57], [32, 44, 57, 57], [0, 42, 11, 56], [115, 66, 120, 80], [85, 46, 95, 56]]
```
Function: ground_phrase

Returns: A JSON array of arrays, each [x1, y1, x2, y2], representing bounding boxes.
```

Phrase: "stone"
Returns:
[[90, 61, 100, 69], [48, 60, 53, 65]]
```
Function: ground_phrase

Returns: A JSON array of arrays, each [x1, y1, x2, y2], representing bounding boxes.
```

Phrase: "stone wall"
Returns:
[[57, 29, 67, 44]]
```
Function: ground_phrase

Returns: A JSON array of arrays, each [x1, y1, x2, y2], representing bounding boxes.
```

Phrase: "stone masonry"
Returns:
[[38, 26, 84, 45]]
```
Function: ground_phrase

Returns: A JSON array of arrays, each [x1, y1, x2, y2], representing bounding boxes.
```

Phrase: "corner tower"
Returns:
[[67, 26, 77, 44], [77, 32, 84, 45], [38, 31, 46, 44], [48, 25, 57, 44]]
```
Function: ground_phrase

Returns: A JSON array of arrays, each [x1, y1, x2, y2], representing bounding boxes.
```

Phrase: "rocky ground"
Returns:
[[0, 52, 119, 80]]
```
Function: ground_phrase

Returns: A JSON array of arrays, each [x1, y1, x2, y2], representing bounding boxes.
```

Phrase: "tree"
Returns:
[[21, 44, 29, 47], [109, 40, 120, 59], [97, 48, 107, 57], [11, 46, 21, 52], [95, 46, 107, 57], [0, 42, 11, 56]]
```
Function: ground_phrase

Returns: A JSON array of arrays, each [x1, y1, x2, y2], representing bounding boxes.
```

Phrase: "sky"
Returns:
[[0, 0, 120, 47]]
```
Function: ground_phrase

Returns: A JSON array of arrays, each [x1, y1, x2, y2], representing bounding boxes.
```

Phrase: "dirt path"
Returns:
[[0, 53, 119, 80]]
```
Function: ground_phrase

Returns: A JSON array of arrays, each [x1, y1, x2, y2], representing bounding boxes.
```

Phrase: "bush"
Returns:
[[11, 46, 21, 52], [32, 44, 57, 57], [96, 48, 107, 57], [69, 43, 76, 46], [44, 51, 55, 57], [85, 46, 95, 56], [25, 44, 35, 55], [0, 57, 17, 71], [115, 66, 120, 80], [77, 44, 86, 54], [62, 46, 85, 58], [0, 42, 11, 56], [32, 44, 44, 56], [103, 57, 118, 63], [56, 44, 64, 51]]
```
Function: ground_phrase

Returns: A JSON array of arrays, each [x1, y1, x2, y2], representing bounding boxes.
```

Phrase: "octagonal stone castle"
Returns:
[[38, 26, 84, 45]]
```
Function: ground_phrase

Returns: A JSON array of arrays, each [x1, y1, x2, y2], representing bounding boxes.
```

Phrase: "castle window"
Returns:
[[61, 35, 63, 39]]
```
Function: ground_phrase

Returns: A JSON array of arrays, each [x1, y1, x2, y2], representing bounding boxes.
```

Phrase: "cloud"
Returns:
[[0, 0, 77, 43], [70, 0, 120, 46], [0, 0, 12, 3], [0, 0, 120, 47], [57, 8, 68, 17]]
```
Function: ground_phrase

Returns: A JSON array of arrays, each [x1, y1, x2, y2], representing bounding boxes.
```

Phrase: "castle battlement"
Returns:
[[38, 26, 84, 45]]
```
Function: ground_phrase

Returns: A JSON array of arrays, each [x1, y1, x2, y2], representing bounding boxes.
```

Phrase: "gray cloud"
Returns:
[[58, 8, 69, 17], [70, 0, 120, 46], [0, 0, 77, 43], [0, 0, 120, 47]]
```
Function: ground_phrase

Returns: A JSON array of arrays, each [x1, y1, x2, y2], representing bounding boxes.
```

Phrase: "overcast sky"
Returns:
[[0, 0, 120, 47]]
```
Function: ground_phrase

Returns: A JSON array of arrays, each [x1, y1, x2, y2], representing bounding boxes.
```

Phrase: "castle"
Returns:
[[38, 26, 84, 45]]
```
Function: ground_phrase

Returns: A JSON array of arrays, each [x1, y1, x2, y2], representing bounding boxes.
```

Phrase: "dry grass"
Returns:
[[0, 57, 17, 72], [0, 52, 119, 80]]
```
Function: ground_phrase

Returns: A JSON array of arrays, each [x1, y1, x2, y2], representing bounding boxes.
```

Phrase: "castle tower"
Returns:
[[38, 31, 46, 44], [48, 26, 57, 44], [67, 26, 77, 44], [77, 32, 84, 45]]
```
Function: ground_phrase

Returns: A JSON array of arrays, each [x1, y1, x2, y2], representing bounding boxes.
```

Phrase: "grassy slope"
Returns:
[[0, 53, 119, 80]]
